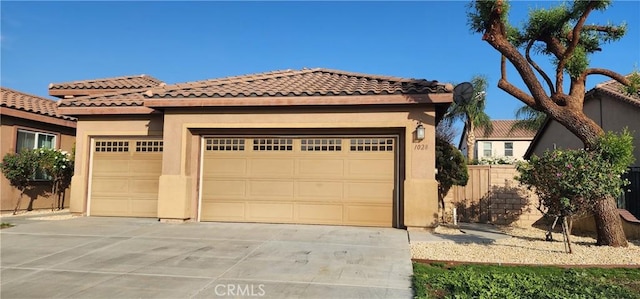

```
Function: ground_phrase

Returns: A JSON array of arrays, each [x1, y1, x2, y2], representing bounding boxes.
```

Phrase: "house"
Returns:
[[1, 87, 77, 211], [51, 68, 453, 229], [525, 76, 640, 219], [459, 120, 536, 162], [525, 77, 640, 166]]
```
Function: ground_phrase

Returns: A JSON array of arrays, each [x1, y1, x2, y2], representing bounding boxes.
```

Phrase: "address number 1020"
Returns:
[[414, 144, 428, 151]]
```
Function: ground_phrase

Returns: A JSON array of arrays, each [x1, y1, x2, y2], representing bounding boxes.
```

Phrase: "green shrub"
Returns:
[[516, 129, 634, 216]]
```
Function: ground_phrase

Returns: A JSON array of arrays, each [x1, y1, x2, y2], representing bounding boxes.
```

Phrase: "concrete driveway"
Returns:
[[0, 216, 413, 298]]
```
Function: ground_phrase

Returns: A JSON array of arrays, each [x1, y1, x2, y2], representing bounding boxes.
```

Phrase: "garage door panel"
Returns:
[[90, 138, 161, 218], [89, 197, 129, 216], [92, 160, 129, 175], [129, 160, 162, 174], [345, 182, 394, 202], [201, 202, 245, 221], [346, 159, 394, 180], [202, 158, 247, 176], [296, 181, 344, 199], [128, 178, 160, 194], [345, 205, 392, 226], [249, 159, 295, 177], [297, 159, 345, 177], [247, 202, 294, 221], [202, 179, 246, 198], [248, 180, 294, 198], [297, 204, 343, 223], [131, 199, 160, 217], [91, 178, 130, 194]]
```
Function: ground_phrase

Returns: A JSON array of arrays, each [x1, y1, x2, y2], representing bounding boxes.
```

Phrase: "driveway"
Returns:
[[0, 216, 413, 298]]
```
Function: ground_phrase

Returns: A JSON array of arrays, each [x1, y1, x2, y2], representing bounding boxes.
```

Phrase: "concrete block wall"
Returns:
[[444, 165, 542, 227]]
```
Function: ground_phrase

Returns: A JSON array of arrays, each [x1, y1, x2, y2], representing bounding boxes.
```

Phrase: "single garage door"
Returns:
[[200, 136, 396, 227], [89, 139, 163, 217]]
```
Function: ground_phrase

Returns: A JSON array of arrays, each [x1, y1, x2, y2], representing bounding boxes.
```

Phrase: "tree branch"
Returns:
[[585, 68, 632, 86], [526, 39, 555, 94], [497, 78, 538, 108], [483, 0, 553, 110]]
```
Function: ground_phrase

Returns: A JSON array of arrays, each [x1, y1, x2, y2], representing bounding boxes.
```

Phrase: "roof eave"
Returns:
[[143, 93, 453, 108], [56, 105, 157, 116], [0, 107, 77, 128]]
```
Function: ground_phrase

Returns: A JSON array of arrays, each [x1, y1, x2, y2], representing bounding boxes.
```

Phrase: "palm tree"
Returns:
[[512, 105, 546, 131], [443, 75, 492, 162]]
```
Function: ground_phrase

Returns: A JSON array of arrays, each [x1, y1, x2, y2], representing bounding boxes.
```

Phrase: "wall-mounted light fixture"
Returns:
[[415, 123, 425, 141]]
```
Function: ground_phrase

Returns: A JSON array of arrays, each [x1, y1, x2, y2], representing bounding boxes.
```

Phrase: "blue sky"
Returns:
[[2, 1, 639, 124]]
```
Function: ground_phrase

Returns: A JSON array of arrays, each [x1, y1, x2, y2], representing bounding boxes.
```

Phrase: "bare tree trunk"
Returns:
[[13, 192, 24, 215], [593, 195, 628, 247], [466, 123, 476, 162]]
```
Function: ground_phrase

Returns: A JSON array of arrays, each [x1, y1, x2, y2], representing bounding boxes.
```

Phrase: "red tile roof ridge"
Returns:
[[58, 68, 453, 107], [1, 86, 76, 120], [49, 74, 164, 90]]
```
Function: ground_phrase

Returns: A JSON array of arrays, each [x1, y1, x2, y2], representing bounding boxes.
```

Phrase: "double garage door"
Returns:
[[200, 136, 397, 227], [89, 135, 397, 227]]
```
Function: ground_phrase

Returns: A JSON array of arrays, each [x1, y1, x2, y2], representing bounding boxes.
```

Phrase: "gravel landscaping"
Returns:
[[412, 225, 640, 266]]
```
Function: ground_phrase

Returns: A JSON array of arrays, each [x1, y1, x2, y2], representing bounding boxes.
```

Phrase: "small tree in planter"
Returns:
[[517, 130, 635, 250], [1, 149, 39, 214], [37, 149, 74, 210]]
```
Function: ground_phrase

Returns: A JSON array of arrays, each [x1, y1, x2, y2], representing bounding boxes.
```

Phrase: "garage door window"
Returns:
[[136, 140, 163, 152], [253, 138, 293, 151], [350, 138, 394, 152], [206, 138, 245, 151], [95, 141, 129, 152], [301, 139, 342, 151]]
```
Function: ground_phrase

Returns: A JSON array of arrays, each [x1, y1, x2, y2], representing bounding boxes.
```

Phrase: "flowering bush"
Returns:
[[1, 148, 74, 212], [517, 130, 634, 217]]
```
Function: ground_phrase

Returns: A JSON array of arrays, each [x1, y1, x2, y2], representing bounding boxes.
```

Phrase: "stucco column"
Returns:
[[156, 115, 192, 220], [403, 110, 439, 229]]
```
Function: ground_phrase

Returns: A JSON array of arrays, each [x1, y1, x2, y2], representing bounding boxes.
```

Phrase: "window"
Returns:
[[16, 130, 57, 180], [483, 142, 492, 157], [350, 138, 394, 152], [253, 138, 293, 151], [205, 138, 245, 151], [504, 142, 513, 157], [95, 141, 129, 152], [16, 130, 56, 152], [301, 139, 342, 151], [136, 140, 163, 152]]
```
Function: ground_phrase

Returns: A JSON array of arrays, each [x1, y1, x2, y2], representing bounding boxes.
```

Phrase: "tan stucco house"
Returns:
[[459, 120, 536, 162], [1, 87, 77, 211], [52, 68, 453, 229]]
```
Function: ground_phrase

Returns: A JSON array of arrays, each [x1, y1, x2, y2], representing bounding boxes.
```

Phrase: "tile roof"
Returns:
[[592, 76, 640, 108], [474, 120, 537, 139], [1, 87, 76, 121], [59, 68, 452, 107], [49, 74, 164, 90]]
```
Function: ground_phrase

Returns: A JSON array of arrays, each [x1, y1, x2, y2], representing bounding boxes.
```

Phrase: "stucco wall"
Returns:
[[1, 115, 76, 211]]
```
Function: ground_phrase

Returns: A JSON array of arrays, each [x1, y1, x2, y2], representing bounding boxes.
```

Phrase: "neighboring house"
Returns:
[[51, 68, 453, 229], [525, 76, 640, 166], [459, 120, 536, 162], [525, 76, 640, 218], [0, 87, 77, 211]]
